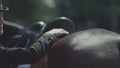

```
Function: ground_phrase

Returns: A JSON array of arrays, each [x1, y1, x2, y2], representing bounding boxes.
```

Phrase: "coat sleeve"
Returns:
[[0, 34, 57, 64]]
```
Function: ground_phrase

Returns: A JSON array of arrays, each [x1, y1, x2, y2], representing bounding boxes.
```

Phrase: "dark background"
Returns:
[[3, 0, 120, 32]]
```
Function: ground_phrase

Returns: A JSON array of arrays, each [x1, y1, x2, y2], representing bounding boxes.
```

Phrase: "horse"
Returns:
[[31, 28, 120, 68]]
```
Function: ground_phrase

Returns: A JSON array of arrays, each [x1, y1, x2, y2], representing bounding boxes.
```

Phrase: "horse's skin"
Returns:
[[31, 28, 120, 68]]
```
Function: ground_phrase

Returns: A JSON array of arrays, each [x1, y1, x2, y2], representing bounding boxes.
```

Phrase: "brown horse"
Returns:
[[31, 28, 120, 68]]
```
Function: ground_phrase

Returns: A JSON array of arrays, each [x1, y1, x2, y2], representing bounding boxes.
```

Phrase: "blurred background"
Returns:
[[3, 0, 120, 32]]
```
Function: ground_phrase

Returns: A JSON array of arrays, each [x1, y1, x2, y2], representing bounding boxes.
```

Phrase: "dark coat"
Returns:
[[0, 35, 51, 68], [0, 22, 56, 68], [0, 21, 23, 46]]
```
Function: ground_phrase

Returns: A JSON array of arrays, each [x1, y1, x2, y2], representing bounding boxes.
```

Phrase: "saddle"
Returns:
[[43, 17, 75, 34]]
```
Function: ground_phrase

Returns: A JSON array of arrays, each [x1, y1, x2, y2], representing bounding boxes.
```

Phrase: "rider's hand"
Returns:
[[43, 28, 69, 39], [38, 28, 69, 49]]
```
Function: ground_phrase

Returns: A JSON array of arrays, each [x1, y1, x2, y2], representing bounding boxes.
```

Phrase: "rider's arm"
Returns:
[[0, 34, 57, 64]]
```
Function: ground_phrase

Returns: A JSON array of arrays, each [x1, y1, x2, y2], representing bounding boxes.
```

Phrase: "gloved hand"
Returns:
[[32, 28, 69, 55], [43, 28, 69, 39], [39, 28, 69, 49]]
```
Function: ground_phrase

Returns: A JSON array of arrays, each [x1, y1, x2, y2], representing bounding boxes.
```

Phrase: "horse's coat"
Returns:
[[31, 28, 120, 68]]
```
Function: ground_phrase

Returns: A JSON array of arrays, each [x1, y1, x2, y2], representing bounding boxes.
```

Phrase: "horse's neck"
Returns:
[[31, 28, 120, 68], [31, 54, 48, 68]]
